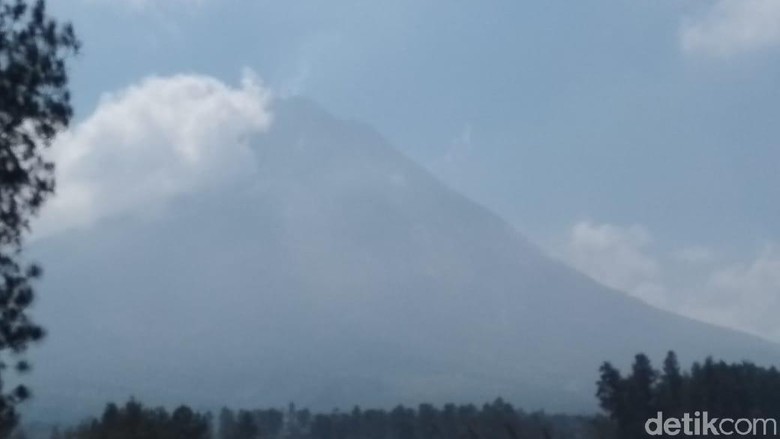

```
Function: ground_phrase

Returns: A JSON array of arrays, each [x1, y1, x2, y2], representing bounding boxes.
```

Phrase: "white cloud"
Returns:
[[695, 248, 780, 339], [681, 0, 780, 56], [35, 70, 272, 238], [558, 221, 780, 342], [562, 221, 667, 306]]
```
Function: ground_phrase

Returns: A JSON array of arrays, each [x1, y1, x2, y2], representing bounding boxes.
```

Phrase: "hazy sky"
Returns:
[[43, 0, 780, 341]]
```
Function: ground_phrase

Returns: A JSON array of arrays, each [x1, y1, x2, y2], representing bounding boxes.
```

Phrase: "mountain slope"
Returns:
[[25, 98, 780, 422]]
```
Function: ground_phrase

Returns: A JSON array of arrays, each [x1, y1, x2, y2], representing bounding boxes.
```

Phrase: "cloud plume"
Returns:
[[35, 70, 272, 238], [559, 220, 780, 342]]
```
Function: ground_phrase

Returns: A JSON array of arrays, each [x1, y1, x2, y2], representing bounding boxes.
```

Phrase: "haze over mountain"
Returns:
[[24, 98, 780, 423], [45, 0, 780, 366]]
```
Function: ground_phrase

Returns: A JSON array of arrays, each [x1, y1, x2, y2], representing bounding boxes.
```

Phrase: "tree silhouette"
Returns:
[[625, 353, 657, 434], [597, 352, 780, 438], [658, 350, 683, 415], [0, 0, 79, 433], [596, 362, 624, 431], [64, 400, 211, 439], [48, 397, 601, 438]]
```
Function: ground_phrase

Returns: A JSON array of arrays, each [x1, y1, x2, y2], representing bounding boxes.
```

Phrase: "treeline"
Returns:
[[49, 401, 211, 439], [216, 401, 597, 439], [44, 399, 599, 439], [597, 351, 780, 438], [23, 352, 780, 439]]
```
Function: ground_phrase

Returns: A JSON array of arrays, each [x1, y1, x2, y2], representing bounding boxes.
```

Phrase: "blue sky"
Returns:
[[44, 0, 780, 341]]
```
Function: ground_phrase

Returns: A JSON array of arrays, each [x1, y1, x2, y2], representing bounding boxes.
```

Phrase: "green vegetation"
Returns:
[[16, 352, 780, 438]]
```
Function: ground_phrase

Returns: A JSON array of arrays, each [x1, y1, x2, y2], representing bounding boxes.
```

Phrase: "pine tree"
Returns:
[[658, 351, 683, 415], [0, 0, 79, 433]]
